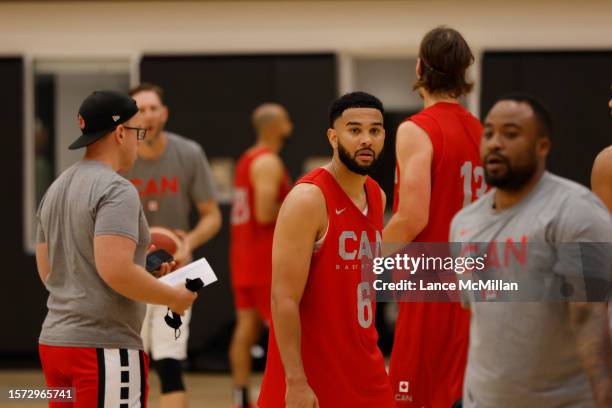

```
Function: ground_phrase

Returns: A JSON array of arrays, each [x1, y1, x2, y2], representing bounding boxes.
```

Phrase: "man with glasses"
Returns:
[[126, 83, 221, 408], [36, 90, 197, 407], [125, 125, 148, 140]]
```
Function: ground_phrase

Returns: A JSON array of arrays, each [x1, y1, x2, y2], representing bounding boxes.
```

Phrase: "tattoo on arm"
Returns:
[[569, 302, 612, 407]]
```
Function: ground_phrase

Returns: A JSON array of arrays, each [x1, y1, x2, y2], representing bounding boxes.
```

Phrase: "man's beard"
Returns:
[[484, 151, 538, 191], [338, 142, 380, 176], [144, 128, 162, 147]]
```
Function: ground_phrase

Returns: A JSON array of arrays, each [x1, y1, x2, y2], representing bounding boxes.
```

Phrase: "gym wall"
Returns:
[[481, 51, 612, 187]]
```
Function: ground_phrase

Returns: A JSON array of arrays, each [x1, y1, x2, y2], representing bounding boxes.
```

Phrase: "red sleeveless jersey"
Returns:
[[390, 102, 483, 408], [229, 147, 291, 287], [392, 102, 484, 240], [258, 168, 395, 408]]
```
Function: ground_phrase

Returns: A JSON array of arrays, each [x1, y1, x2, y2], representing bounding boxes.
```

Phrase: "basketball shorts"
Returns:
[[389, 302, 470, 407], [38, 343, 148, 408], [233, 285, 271, 322], [140, 304, 191, 361]]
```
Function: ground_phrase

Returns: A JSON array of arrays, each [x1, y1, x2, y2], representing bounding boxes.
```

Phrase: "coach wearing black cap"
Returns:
[[35, 90, 197, 407]]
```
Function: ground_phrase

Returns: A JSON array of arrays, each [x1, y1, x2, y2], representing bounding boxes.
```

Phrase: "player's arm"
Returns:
[[182, 199, 222, 253], [591, 147, 612, 212], [448, 216, 471, 310], [383, 121, 433, 243], [271, 183, 325, 407], [35, 243, 50, 283], [558, 197, 612, 406], [94, 234, 196, 315], [251, 153, 285, 224], [35, 207, 50, 283], [176, 147, 222, 262], [94, 182, 196, 314], [380, 187, 387, 211], [569, 302, 612, 406]]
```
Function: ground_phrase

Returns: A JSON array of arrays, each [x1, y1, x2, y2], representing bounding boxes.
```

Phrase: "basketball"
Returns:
[[149, 226, 182, 256]]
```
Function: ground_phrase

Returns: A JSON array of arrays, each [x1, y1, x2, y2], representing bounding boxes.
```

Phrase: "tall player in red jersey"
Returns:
[[258, 92, 395, 408], [229, 103, 293, 408], [384, 27, 484, 408]]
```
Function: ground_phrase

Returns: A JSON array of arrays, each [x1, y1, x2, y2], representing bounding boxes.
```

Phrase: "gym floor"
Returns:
[[0, 370, 263, 407]]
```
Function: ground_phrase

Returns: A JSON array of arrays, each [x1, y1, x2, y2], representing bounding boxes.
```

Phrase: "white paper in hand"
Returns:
[[158, 257, 218, 287]]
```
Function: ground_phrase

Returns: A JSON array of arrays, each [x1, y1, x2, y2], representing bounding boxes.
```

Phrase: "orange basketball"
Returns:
[[149, 226, 182, 256]]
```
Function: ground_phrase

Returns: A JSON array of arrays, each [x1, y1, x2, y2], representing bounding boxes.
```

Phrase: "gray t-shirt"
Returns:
[[37, 160, 150, 349], [125, 132, 216, 230], [450, 172, 612, 408]]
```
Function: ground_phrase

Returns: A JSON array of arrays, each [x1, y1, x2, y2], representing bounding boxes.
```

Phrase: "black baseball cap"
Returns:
[[69, 90, 139, 150]]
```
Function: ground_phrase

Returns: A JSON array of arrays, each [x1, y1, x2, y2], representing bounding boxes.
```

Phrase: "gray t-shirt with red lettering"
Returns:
[[450, 172, 612, 408], [37, 160, 150, 349], [125, 132, 216, 231]]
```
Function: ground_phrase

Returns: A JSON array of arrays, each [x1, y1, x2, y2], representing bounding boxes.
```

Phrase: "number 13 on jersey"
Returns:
[[460, 161, 486, 207]]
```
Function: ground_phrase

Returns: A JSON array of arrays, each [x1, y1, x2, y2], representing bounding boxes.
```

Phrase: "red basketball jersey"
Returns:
[[230, 147, 291, 287], [390, 102, 484, 407], [258, 168, 395, 408], [392, 102, 484, 235]]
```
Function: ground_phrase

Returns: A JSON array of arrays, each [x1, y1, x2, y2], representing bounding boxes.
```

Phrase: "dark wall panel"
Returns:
[[271, 56, 338, 177], [481, 51, 612, 187], [144, 56, 273, 158], [141, 54, 337, 365], [0, 58, 47, 361]]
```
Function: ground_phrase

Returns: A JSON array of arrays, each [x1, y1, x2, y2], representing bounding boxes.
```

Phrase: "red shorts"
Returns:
[[389, 302, 470, 408], [39, 344, 149, 408], [233, 285, 271, 321]]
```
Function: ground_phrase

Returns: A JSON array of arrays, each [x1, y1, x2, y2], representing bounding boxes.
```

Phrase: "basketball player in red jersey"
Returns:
[[384, 27, 484, 407], [229, 103, 293, 408], [258, 92, 395, 408]]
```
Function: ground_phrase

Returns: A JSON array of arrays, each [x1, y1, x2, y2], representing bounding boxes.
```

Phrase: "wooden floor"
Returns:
[[0, 370, 263, 407]]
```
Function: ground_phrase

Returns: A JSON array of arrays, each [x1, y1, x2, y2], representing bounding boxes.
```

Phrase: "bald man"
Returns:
[[229, 103, 293, 408]]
